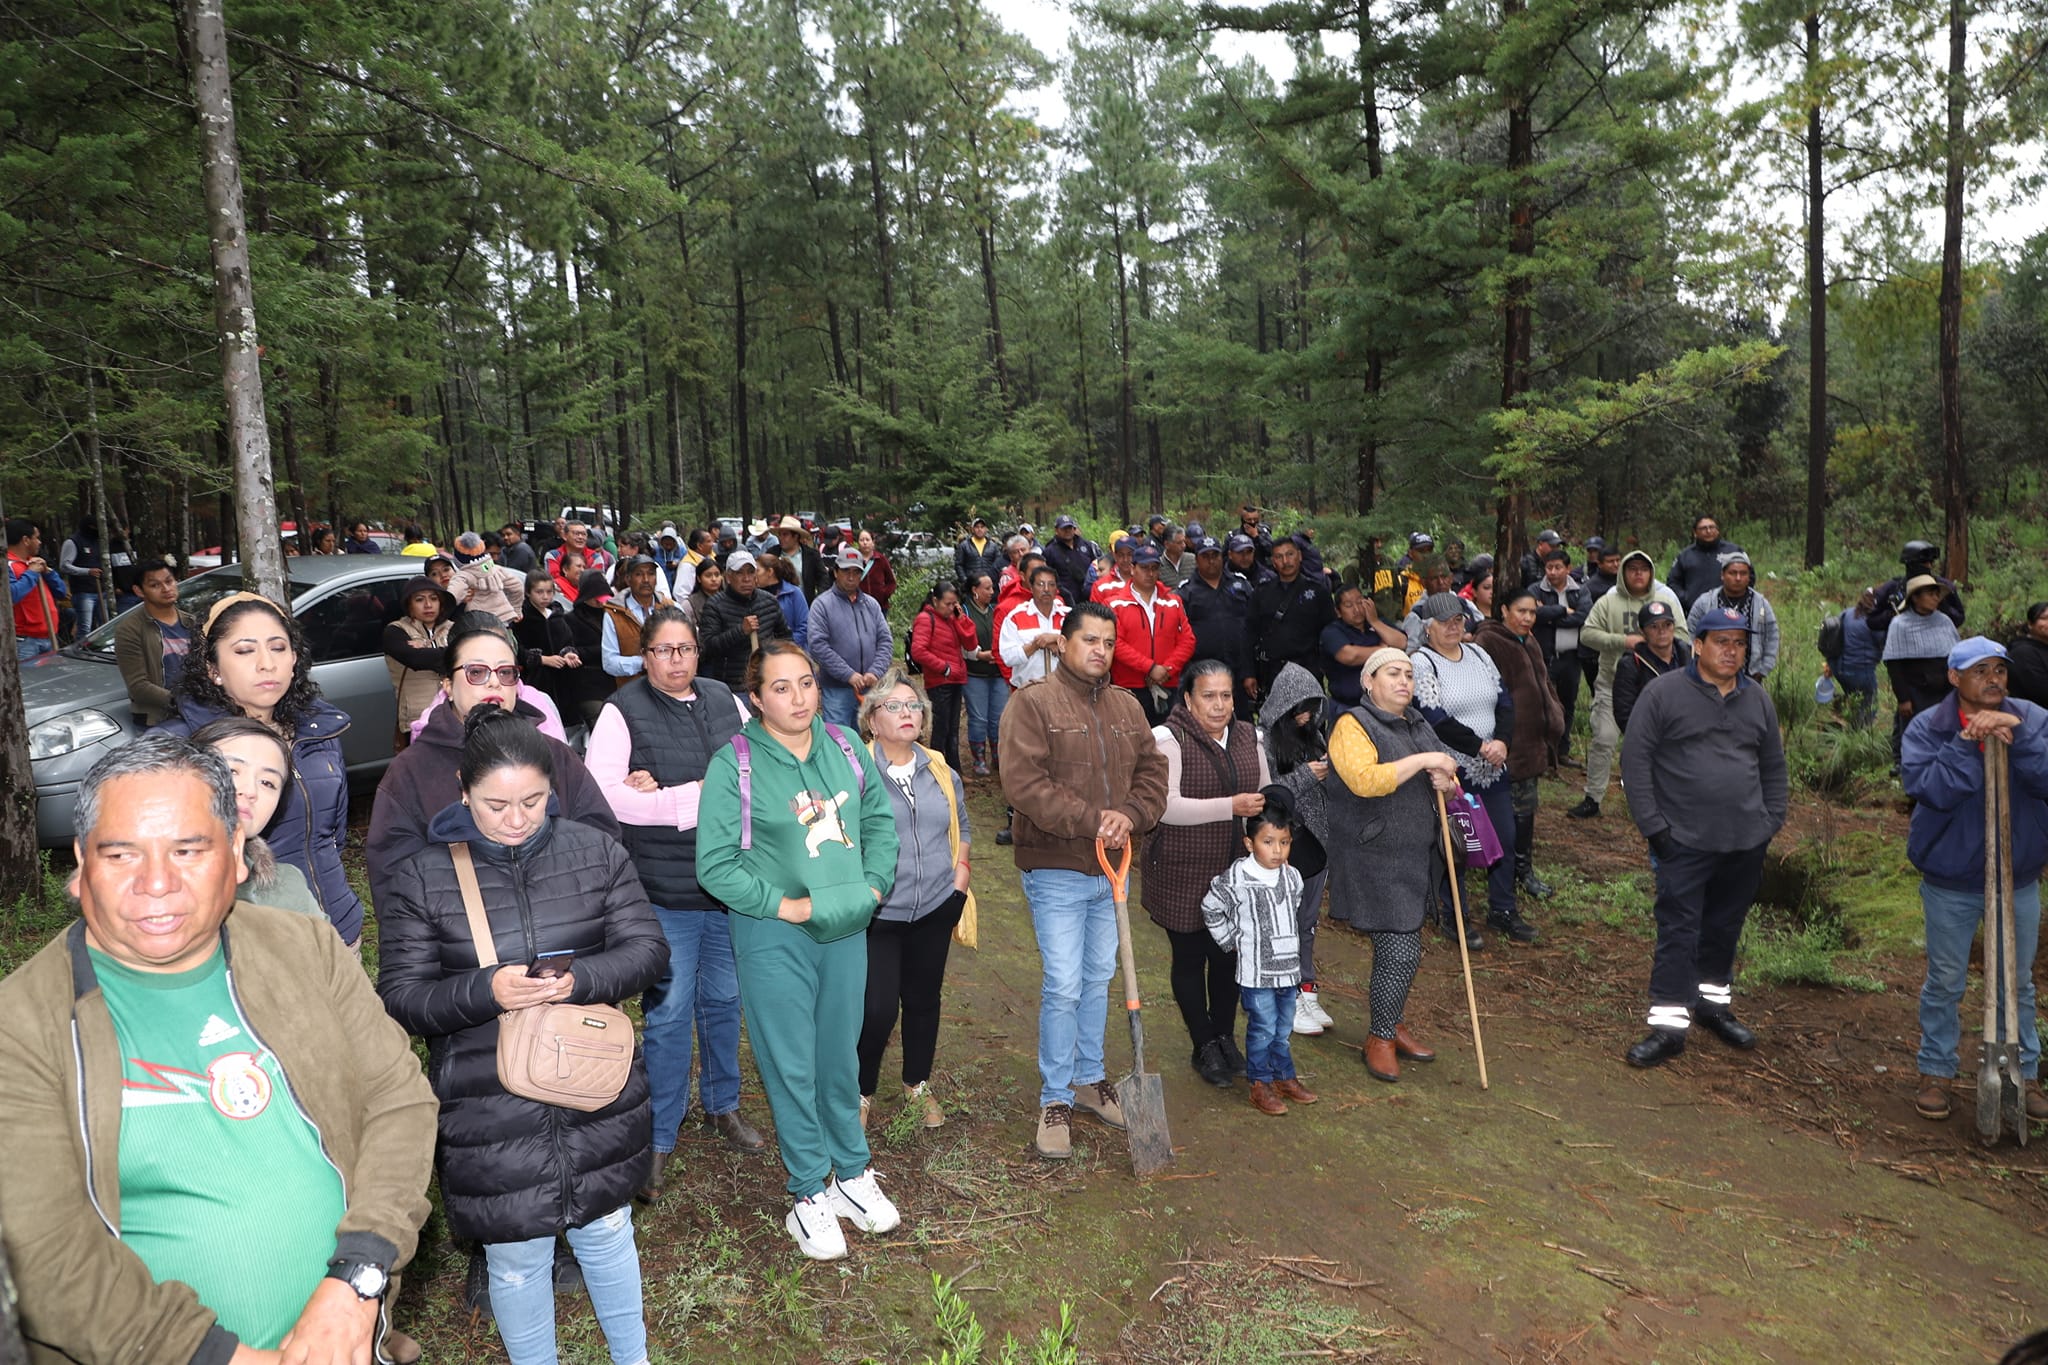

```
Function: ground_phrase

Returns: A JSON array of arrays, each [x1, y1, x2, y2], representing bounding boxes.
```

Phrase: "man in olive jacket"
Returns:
[[113, 559, 199, 727], [1001, 601, 1168, 1160], [0, 736, 437, 1365]]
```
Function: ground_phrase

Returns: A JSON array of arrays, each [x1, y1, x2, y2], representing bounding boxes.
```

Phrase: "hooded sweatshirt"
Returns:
[[694, 716, 899, 943], [1581, 550, 1689, 693]]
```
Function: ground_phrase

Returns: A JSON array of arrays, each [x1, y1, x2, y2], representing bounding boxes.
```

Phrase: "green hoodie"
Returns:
[[696, 716, 899, 942]]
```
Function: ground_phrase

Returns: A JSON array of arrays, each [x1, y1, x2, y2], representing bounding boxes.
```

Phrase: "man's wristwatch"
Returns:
[[325, 1257, 390, 1300]]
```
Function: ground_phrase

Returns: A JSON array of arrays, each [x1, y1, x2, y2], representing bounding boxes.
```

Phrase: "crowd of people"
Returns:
[[6, 496, 2048, 1365]]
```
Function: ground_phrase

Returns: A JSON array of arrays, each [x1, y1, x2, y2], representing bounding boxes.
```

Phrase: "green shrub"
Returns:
[[922, 1275, 1078, 1365]]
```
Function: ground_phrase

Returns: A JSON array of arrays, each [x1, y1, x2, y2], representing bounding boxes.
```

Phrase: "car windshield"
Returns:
[[72, 570, 312, 661]]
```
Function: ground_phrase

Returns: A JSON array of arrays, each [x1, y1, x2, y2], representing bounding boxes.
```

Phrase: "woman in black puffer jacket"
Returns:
[[377, 707, 667, 1363]]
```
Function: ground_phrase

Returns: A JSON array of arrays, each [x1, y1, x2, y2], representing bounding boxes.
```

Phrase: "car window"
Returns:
[[297, 577, 411, 663], [74, 571, 311, 661]]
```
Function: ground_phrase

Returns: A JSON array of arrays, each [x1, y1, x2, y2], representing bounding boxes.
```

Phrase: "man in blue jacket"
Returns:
[[1900, 636, 2048, 1124]]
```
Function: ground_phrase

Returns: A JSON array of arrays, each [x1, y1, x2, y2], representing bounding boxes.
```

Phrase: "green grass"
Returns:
[[0, 857, 76, 975], [1739, 915, 1888, 993], [1549, 867, 1656, 938]]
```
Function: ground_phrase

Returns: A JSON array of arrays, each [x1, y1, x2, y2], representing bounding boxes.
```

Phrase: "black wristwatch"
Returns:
[[326, 1257, 390, 1301]]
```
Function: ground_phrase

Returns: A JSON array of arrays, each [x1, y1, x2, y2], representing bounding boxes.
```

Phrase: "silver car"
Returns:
[[26, 555, 423, 846]]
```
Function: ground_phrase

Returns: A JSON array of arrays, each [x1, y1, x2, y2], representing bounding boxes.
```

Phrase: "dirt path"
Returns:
[[382, 774, 2047, 1362]]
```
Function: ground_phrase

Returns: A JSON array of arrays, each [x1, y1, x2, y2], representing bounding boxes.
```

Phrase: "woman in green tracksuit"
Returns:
[[696, 640, 903, 1261]]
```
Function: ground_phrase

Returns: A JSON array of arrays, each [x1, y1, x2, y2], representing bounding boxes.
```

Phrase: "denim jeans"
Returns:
[[1024, 868, 1119, 1107], [642, 907, 743, 1150], [1917, 879, 2041, 1080], [71, 591, 98, 638], [1473, 776, 1517, 921], [820, 683, 860, 728], [1240, 987, 1298, 1083], [15, 636, 53, 663], [1836, 668, 1879, 729], [964, 674, 1007, 746], [485, 1205, 647, 1365]]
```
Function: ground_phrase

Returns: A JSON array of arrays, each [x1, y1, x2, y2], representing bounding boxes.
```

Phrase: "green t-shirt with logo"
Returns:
[[93, 944, 347, 1348]]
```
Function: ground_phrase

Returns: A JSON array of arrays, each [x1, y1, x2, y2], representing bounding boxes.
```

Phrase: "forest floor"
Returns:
[[359, 765, 2048, 1365]]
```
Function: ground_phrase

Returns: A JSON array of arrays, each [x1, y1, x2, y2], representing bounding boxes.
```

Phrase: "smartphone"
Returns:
[[527, 949, 575, 979]]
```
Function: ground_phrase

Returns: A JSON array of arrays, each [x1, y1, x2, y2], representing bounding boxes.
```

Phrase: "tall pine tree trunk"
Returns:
[[1495, 6, 1534, 575], [1804, 13, 1829, 569], [185, 0, 285, 602], [1112, 211, 1136, 527], [1938, 0, 1970, 582]]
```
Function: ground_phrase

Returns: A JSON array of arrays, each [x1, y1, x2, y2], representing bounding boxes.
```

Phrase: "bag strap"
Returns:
[[822, 723, 866, 794], [732, 735, 754, 851], [450, 843, 499, 969]]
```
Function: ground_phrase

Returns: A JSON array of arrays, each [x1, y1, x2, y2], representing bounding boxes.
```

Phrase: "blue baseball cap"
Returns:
[[1055, 514, 1078, 530], [1225, 532, 1255, 554], [1949, 637, 2008, 672], [1132, 543, 1163, 566], [1194, 536, 1223, 556], [1694, 607, 1750, 637]]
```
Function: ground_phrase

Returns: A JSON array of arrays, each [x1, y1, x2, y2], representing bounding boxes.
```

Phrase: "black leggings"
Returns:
[[1367, 932, 1424, 1039], [926, 683, 963, 774], [1163, 926, 1239, 1050], [857, 894, 964, 1095]]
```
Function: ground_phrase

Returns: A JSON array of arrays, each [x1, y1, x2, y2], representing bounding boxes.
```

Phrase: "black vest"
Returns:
[[610, 675, 744, 908]]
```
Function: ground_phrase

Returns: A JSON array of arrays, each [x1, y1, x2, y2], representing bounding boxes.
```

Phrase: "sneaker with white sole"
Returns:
[[1291, 1003, 1325, 1035], [826, 1168, 901, 1234], [1299, 989, 1334, 1030], [786, 1192, 848, 1260]]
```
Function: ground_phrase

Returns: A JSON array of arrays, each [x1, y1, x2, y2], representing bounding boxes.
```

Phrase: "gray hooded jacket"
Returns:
[[1259, 662, 1332, 850]]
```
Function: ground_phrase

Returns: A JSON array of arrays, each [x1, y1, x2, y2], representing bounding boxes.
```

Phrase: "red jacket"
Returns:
[[545, 544, 614, 603], [1104, 583, 1196, 690], [911, 606, 978, 685], [10, 553, 58, 643]]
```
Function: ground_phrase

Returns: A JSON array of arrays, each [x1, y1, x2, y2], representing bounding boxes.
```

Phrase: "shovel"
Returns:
[[1978, 741, 2028, 1145], [1098, 837, 1173, 1176]]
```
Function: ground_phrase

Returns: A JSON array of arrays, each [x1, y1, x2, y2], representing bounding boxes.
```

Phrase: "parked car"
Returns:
[[25, 555, 422, 847]]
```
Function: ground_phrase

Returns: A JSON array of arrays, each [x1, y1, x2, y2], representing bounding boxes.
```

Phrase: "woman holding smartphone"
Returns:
[[377, 706, 668, 1362]]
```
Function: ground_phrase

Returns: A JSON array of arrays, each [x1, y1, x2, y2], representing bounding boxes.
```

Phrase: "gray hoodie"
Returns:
[[1258, 663, 1332, 849]]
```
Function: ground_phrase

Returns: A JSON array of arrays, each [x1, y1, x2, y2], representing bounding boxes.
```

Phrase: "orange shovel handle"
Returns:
[[1095, 837, 1132, 902]]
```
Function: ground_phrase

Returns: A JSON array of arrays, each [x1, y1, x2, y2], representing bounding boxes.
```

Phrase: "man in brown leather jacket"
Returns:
[[0, 735, 436, 1365], [1001, 601, 1168, 1160]]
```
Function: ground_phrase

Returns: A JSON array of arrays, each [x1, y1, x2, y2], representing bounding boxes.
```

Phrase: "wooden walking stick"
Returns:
[[1435, 789, 1490, 1090]]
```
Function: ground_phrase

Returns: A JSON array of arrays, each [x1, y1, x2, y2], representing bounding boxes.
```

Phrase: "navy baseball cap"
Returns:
[[1054, 514, 1078, 530], [1694, 606, 1750, 636], [1132, 543, 1163, 566], [1637, 601, 1675, 629], [1225, 533, 1255, 554], [1185, 521, 1206, 540], [1409, 531, 1434, 547], [1194, 537, 1223, 556]]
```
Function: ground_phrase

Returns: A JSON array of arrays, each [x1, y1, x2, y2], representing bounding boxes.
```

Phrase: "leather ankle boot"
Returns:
[[1393, 1025, 1435, 1062], [1248, 1080, 1288, 1115], [1274, 1077, 1319, 1104], [1364, 1036, 1401, 1083]]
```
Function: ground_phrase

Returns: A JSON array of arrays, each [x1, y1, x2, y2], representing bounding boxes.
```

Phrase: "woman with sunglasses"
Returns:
[[367, 613, 623, 923], [854, 667, 972, 1133], [584, 608, 767, 1191]]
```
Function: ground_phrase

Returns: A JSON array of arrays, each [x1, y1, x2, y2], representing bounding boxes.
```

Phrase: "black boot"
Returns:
[[1625, 1027, 1687, 1068], [1565, 797, 1601, 820], [1694, 1008, 1757, 1050], [1216, 1034, 1246, 1075], [1487, 909, 1539, 944], [1192, 1038, 1234, 1088], [1516, 858, 1553, 899]]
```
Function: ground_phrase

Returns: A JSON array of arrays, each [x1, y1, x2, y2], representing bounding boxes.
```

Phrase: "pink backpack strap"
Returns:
[[731, 735, 754, 851], [822, 723, 866, 794]]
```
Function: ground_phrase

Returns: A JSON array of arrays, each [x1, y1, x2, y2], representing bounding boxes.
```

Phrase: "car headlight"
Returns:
[[29, 708, 123, 761]]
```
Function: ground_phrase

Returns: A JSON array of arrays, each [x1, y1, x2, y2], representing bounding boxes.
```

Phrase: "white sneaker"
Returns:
[[825, 1167, 902, 1234], [786, 1192, 848, 1260], [1291, 1000, 1326, 1036], [1300, 989, 1335, 1030]]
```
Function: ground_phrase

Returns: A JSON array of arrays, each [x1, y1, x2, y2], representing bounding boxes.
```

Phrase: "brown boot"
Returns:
[[1248, 1079, 1289, 1115], [1914, 1076, 1951, 1121], [636, 1148, 672, 1202], [2028, 1087, 2048, 1122], [1274, 1077, 1319, 1105], [1364, 1037, 1401, 1083], [381, 1331, 423, 1365], [1393, 1025, 1435, 1063]]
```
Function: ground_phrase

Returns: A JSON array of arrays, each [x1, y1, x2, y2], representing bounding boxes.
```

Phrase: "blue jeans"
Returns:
[[1836, 667, 1879, 728], [1240, 987, 1298, 1083], [485, 1205, 647, 1365], [1024, 868, 1119, 1107], [72, 592, 98, 638], [642, 907, 743, 1149], [1917, 879, 2040, 1080], [16, 637, 53, 663], [820, 683, 860, 728], [1473, 776, 1517, 921], [964, 675, 1007, 746]]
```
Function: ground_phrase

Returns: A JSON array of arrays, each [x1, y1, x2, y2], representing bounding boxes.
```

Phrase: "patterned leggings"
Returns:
[[1367, 931, 1424, 1039]]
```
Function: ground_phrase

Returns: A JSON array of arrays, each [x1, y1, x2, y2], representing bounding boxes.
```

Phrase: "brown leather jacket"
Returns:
[[999, 662, 1168, 875]]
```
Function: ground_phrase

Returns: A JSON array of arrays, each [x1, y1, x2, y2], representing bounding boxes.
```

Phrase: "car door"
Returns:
[[292, 567, 413, 776]]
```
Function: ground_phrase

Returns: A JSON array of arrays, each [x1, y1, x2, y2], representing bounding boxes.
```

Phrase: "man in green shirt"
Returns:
[[0, 735, 437, 1365]]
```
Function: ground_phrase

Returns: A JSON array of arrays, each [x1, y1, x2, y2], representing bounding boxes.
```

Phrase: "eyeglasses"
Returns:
[[879, 700, 927, 715], [459, 663, 522, 686], [645, 644, 698, 661]]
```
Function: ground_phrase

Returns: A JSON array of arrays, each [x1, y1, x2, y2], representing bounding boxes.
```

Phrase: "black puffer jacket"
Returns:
[[376, 802, 668, 1243], [696, 585, 790, 691]]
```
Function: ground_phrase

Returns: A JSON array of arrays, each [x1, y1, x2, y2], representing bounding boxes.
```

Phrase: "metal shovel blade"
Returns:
[[1978, 1041, 2004, 1142], [1999, 1047, 2029, 1147], [1120, 1059, 1174, 1176]]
